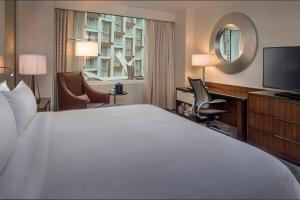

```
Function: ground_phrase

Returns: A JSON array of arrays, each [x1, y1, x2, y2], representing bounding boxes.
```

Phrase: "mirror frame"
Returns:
[[210, 12, 258, 74]]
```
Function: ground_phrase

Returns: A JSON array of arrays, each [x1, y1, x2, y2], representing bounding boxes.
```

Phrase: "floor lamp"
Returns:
[[75, 40, 99, 70], [19, 54, 47, 103], [192, 54, 212, 84]]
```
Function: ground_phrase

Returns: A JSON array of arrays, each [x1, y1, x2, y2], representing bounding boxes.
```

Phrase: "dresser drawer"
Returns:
[[248, 128, 273, 150], [248, 94, 274, 115], [274, 100, 300, 125], [248, 112, 273, 134], [273, 119, 300, 144], [176, 90, 194, 105], [272, 134, 300, 164]]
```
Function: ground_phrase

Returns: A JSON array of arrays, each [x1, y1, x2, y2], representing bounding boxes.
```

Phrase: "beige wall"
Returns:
[[16, 1, 300, 101], [191, 1, 300, 88], [0, 1, 5, 54], [174, 8, 202, 88], [16, 0, 55, 98], [174, 10, 186, 88], [16, 1, 175, 106]]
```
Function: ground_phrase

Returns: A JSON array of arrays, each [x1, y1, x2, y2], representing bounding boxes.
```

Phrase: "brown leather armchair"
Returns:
[[57, 72, 109, 111]]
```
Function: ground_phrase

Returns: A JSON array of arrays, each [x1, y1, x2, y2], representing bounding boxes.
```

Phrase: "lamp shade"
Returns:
[[75, 41, 98, 57], [192, 54, 212, 67], [19, 54, 47, 75], [0, 55, 4, 74]]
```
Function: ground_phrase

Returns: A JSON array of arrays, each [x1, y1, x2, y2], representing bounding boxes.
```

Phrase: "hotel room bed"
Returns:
[[0, 104, 299, 199]]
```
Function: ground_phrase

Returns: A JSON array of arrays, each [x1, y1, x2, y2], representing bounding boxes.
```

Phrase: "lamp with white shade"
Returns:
[[192, 54, 212, 83], [75, 41, 98, 57], [75, 41, 99, 71], [19, 54, 47, 103]]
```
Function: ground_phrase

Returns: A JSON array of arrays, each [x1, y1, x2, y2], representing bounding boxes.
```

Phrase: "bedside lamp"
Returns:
[[19, 54, 47, 103], [192, 54, 212, 83]]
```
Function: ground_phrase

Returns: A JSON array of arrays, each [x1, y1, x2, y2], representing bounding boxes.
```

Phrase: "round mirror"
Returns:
[[218, 25, 242, 62], [210, 13, 258, 74]]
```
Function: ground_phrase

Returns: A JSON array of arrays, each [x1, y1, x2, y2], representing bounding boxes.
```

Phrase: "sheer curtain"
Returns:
[[144, 20, 175, 110]]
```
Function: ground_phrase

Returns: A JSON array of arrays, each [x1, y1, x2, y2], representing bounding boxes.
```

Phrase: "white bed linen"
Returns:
[[0, 105, 299, 199]]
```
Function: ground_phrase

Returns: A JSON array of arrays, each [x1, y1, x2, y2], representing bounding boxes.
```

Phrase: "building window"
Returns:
[[82, 12, 146, 81]]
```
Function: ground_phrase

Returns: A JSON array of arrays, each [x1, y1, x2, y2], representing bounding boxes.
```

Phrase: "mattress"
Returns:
[[0, 104, 299, 199]]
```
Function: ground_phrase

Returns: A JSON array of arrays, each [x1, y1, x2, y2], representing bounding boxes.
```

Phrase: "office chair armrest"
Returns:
[[209, 99, 227, 104], [196, 99, 227, 113], [197, 101, 210, 112]]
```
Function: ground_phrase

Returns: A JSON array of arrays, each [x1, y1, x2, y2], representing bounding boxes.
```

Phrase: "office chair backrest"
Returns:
[[188, 77, 211, 109]]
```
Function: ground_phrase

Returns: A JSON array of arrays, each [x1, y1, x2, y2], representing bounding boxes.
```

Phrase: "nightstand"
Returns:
[[37, 97, 51, 112]]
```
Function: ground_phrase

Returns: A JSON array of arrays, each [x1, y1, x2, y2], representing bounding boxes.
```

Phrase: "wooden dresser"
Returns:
[[248, 90, 300, 165]]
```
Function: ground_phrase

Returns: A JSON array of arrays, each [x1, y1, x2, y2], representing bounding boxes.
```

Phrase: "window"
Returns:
[[78, 12, 146, 81]]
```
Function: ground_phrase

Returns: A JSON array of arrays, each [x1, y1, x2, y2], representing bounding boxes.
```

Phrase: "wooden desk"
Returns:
[[176, 82, 261, 141], [208, 89, 247, 141]]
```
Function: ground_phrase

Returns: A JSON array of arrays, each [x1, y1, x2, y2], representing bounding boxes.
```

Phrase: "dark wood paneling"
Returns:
[[206, 82, 262, 142], [248, 91, 300, 165], [206, 81, 262, 99], [274, 100, 300, 125]]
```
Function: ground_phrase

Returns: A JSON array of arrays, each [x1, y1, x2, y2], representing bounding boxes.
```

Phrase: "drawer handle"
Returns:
[[273, 134, 300, 145], [274, 117, 300, 125]]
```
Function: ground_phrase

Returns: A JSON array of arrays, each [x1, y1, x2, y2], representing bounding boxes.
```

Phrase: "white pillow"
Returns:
[[0, 93, 17, 174], [0, 81, 10, 92], [3, 81, 37, 136]]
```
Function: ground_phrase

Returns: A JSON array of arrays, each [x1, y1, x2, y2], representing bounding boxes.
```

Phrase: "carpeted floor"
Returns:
[[199, 120, 237, 138]]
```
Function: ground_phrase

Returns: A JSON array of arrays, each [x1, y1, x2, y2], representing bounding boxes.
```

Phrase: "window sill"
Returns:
[[87, 80, 144, 85]]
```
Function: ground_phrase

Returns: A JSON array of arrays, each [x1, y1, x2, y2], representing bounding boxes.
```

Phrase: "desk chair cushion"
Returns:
[[188, 77, 227, 121], [188, 77, 211, 109]]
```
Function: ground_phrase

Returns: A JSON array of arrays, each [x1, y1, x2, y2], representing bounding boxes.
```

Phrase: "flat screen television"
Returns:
[[263, 46, 300, 97]]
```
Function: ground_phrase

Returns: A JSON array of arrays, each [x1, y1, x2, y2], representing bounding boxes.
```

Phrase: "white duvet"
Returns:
[[0, 105, 299, 199]]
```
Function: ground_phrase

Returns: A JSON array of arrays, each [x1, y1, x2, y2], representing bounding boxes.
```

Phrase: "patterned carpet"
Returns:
[[199, 120, 238, 139]]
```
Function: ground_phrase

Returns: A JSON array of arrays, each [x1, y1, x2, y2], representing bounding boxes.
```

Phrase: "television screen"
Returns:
[[264, 46, 300, 91]]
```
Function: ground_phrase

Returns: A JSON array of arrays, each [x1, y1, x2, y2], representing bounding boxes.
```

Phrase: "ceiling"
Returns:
[[98, 1, 299, 13]]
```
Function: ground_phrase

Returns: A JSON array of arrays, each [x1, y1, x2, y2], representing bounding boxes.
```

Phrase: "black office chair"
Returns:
[[188, 77, 227, 129]]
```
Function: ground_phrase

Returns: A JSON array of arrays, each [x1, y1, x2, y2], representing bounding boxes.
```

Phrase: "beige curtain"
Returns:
[[54, 9, 85, 110], [144, 20, 175, 110], [55, 9, 68, 73], [55, 9, 85, 73]]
